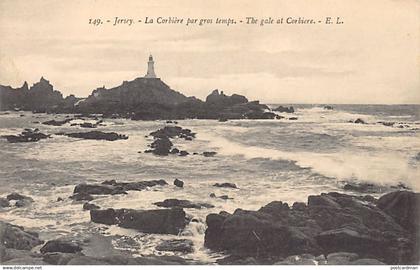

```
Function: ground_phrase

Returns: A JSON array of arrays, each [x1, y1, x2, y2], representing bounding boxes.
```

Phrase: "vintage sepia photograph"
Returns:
[[0, 0, 419, 267]]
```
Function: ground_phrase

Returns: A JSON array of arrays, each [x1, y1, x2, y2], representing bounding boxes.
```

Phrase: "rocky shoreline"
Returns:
[[1, 187, 418, 265]]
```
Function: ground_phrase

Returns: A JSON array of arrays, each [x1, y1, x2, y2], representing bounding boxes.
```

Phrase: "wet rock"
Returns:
[[154, 199, 214, 209], [90, 208, 118, 225], [91, 208, 187, 235], [377, 191, 420, 232], [97, 179, 168, 192], [245, 111, 276, 119], [354, 118, 366, 124], [80, 122, 97, 128], [273, 105, 294, 113], [0, 221, 44, 250], [65, 131, 128, 141], [150, 126, 196, 140], [150, 136, 173, 156], [179, 150, 189, 156], [203, 151, 217, 157], [204, 191, 418, 264], [170, 148, 180, 154], [69, 193, 94, 201], [73, 183, 124, 195], [2, 129, 50, 143], [174, 179, 184, 188], [155, 239, 194, 253], [42, 119, 72, 126], [343, 182, 384, 193], [213, 183, 238, 189], [0, 198, 10, 208], [6, 193, 33, 201], [40, 239, 82, 254], [83, 202, 100, 211]]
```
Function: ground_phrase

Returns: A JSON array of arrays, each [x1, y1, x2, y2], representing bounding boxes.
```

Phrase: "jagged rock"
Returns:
[[273, 105, 294, 113], [40, 239, 82, 254], [65, 131, 128, 141], [90, 208, 187, 234], [42, 119, 72, 126], [324, 105, 333, 110], [154, 199, 214, 209], [0, 221, 44, 250], [213, 183, 238, 189], [203, 151, 217, 157], [150, 136, 173, 156], [2, 129, 50, 143], [173, 179, 184, 188], [204, 191, 418, 264], [83, 202, 100, 211], [155, 239, 194, 253]]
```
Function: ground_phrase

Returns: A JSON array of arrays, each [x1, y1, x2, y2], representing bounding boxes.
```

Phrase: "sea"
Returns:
[[0, 104, 419, 263]]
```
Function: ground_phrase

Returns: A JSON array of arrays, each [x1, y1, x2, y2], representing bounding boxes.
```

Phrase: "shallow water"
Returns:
[[0, 104, 419, 262]]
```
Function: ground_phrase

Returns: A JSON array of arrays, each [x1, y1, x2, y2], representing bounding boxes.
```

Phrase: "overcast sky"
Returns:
[[0, 0, 418, 104]]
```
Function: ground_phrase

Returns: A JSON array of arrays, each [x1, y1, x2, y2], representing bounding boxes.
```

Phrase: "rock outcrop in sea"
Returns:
[[0, 77, 77, 112], [1, 76, 283, 120]]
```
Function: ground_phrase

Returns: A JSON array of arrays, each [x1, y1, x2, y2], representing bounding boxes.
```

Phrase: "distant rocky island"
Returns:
[[0, 55, 282, 120]]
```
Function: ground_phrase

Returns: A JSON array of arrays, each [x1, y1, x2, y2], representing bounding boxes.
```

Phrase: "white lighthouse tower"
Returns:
[[145, 54, 157, 78]]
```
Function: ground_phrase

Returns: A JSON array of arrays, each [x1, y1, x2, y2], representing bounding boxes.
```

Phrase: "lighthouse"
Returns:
[[145, 54, 157, 78]]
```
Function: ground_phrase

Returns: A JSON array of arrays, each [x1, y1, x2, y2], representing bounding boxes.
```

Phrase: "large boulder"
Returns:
[[204, 203, 321, 258], [90, 208, 188, 235], [0, 221, 43, 250], [377, 191, 420, 232], [204, 191, 418, 264], [40, 239, 82, 254]]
